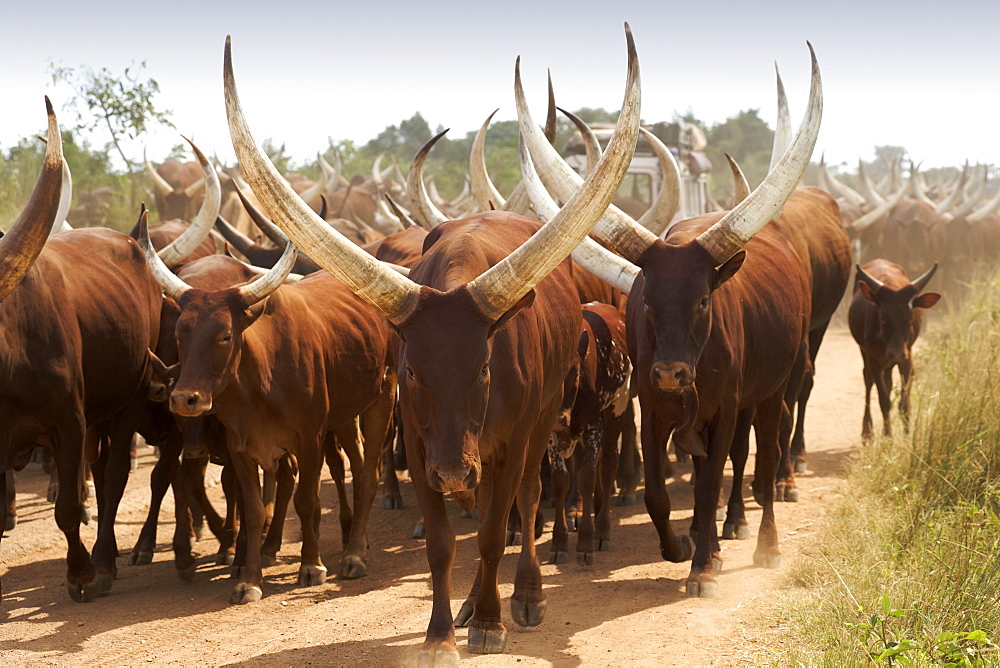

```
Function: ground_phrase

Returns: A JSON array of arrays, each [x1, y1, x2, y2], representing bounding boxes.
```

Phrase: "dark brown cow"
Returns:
[[0, 101, 162, 603], [548, 302, 631, 565], [849, 259, 940, 439], [224, 26, 639, 660], [519, 43, 822, 598], [141, 217, 396, 604]]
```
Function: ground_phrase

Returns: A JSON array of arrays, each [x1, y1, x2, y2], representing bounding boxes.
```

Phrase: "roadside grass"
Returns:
[[772, 275, 1000, 666]]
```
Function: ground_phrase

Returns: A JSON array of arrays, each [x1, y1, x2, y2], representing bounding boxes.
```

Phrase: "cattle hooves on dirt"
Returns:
[[460, 509, 473, 519], [616, 492, 636, 506], [505, 530, 522, 547], [510, 597, 546, 627], [230, 583, 262, 605], [668, 534, 696, 562], [794, 460, 807, 474], [65, 581, 93, 603], [715, 506, 726, 521], [215, 551, 234, 567], [577, 551, 594, 566], [783, 487, 800, 503], [260, 553, 276, 568], [298, 564, 327, 586], [454, 602, 474, 627], [417, 647, 460, 667], [81, 505, 92, 526], [412, 520, 425, 540], [4, 515, 15, 532], [176, 563, 196, 582], [685, 578, 718, 599], [547, 550, 569, 564], [338, 555, 366, 579], [192, 525, 204, 542], [753, 552, 782, 569], [383, 495, 404, 510], [468, 625, 508, 654], [722, 522, 751, 540], [596, 538, 611, 552]]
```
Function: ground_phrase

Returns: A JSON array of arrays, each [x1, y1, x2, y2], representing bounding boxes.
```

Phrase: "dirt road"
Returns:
[[0, 328, 863, 665]]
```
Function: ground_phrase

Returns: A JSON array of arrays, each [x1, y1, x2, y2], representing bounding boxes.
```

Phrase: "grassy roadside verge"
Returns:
[[770, 277, 1000, 666]]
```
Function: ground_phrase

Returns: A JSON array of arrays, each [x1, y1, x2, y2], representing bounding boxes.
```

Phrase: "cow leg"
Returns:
[[861, 357, 876, 441], [341, 390, 393, 579], [3, 469, 15, 533], [876, 366, 894, 436], [899, 358, 914, 433], [790, 323, 827, 473], [641, 410, 693, 563], [323, 436, 353, 549], [686, 410, 737, 599], [186, 456, 225, 540], [291, 442, 326, 587], [260, 454, 295, 567], [595, 409, 623, 551], [750, 393, 785, 572], [723, 408, 754, 541], [616, 400, 639, 505], [408, 439, 459, 665], [381, 416, 404, 509], [261, 470, 276, 539], [131, 425, 182, 565], [170, 452, 197, 580], [546, 444, 570, 564], [217, 463, 239, 566], [56, 418, 99, 602], [228, 452, 265, 604], [777, 339, 809, 503], [575, 419, 602, 565]]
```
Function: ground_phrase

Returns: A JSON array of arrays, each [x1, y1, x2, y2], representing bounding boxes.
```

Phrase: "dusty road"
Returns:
[[0, 328, 863, 666]]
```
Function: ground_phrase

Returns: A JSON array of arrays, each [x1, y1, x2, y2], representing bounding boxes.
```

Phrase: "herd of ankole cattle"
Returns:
[[0, 25, 992, 663]]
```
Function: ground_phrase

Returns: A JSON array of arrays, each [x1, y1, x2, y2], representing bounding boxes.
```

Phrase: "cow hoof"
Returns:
[[261, 553, 276, 568], [547, 550, 568, 564], [753, 552, 782, 569], [176, 563, 196, 582], [454, 602, 474, 628], [46, 485, 58, 504], [298, 564, 327, 586], [567, 516, 578, 532], [230, 583, 262, 605], [596, 538, 611, 552], [338, 555, 366, 579], [417, 647, 460, 667], [685, 579, 718, 599], [783, 487, 800, 503], [616, 492, 636, 506], [794, 460, 807, 474], [664, 534, 695, 563], [712, 557, 724, 573], [192, 525, 204, 542], [722, 522, 751, 540], [715, 506, 726, 521], [577, 551, 594, 566], [383, 495, 404, 510], [66, 580, 94, 603], [215, 552, 232, 567], [468, 625, 507, 654], [412, 521, 425, 540], [460, 509, 473, 519], [505, 531, 522, 547], [130, 549, 153, 566], [510, 597, 546, 627], [81, 506, 92, 526], [4, 515, 15, 532]]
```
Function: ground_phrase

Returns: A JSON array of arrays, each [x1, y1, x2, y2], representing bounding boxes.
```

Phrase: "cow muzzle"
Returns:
[[427, 463, 480, 494], [651, 361, 694, 392], [169, 390, 213, 417]]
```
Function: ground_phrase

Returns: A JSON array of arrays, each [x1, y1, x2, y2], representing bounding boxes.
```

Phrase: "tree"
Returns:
[[49, 60, 174, 175]]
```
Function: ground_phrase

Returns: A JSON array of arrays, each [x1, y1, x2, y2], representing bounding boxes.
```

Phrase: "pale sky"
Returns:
[[2, 1, 998, 172]]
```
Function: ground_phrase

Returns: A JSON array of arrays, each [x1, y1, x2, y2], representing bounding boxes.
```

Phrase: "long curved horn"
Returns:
[[516, 44, 657, 263], [369, 153, 406, 232], [233, 174, 289, 246], [935, 162, 969, 215], [214, 214, 257, 256], [138, 208, 193, 301], [318, 151, 339, 195], [385, 194, 421, 229], [518, 132, 639, 293], [295, 167, 327, 210], [851, 184, 907, 230], [857, 159, 886, 207], [911, 262, 937, 293], [184, 176, 206, 197], [407, 130, 450, 228], [470, 110, 507, 211], [51, 157, 74, 235], [237, 238, 298, 306], [769, 63, 791, 172], [465, 23, 641, 321], [0, 98, 64, 301], [907, 161, 937, 208], [144, 146, 175, 197], [966, 179, 1000, 222], [694, 44, 822, 263], [819, 160, 866, 207], [156, 137, 222, 266], [559, 107, 601, 175], [948, 166, 989, 221], [225, 36, 422, 326], [636, 127, 681, 234], [724, 153, 751, 205], [855, 263, 884, 294]]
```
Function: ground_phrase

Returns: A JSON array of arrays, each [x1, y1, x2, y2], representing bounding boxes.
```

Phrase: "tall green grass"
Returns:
[[777, 276, 1000, 666]]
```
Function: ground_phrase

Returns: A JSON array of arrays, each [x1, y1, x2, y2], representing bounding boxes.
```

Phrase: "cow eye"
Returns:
[[406, 366, 415, 381], [480, 363, 489, 380], [699, 296, 710, 310], [220, 334, 232, 344]]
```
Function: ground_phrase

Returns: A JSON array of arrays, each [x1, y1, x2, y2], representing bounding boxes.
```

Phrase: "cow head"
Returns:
[[138, 210, 299, 417], [857, 262, 941, 364]]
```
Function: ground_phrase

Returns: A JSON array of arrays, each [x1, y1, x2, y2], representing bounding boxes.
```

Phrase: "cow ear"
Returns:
[[714, 250, 746, 290], [858, 280, 878, 304], [913, 292, 941, 309], [577, 330, 590, 360], [489, 290, 535, 337], [243, 300, 268, 326]]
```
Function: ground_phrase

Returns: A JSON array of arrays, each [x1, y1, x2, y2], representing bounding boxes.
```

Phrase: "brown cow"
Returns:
[[141, 216, 396, 604], [548, 302, 631, 565], [0, 100, 162, 603], [849, 259, 940, 439], [224, 26, 639, 660], [519, 44, 822, 598]]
